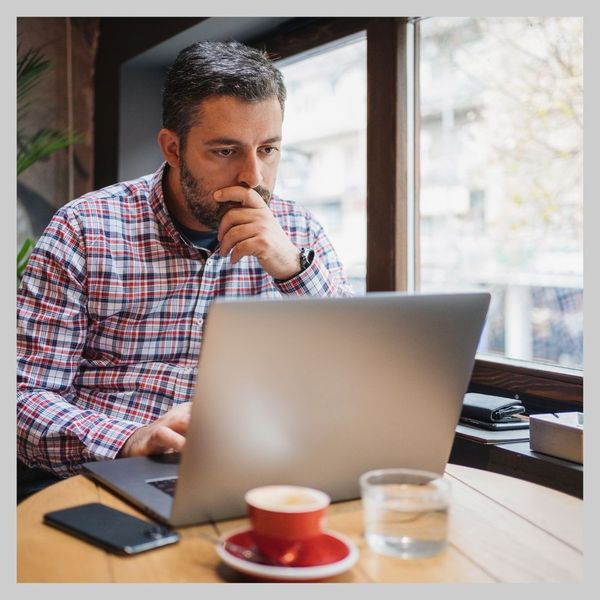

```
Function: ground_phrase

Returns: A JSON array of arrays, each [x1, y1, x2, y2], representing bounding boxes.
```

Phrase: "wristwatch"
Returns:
[[274, 247, 315, 283], [298, 247, 314, 273]]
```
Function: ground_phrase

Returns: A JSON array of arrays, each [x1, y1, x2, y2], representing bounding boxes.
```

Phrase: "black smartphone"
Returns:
[[459, 416, 530, 431], [43, 502, 180, 555]]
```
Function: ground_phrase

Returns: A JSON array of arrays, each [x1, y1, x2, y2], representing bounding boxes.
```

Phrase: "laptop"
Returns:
[[84, 291, 490, 526]]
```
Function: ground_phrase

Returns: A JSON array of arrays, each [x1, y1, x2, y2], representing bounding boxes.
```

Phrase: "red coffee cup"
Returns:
[[245, 485, 330, 564]]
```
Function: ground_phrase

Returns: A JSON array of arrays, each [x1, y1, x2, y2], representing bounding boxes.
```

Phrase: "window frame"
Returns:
[[251, 16, 583, 411]]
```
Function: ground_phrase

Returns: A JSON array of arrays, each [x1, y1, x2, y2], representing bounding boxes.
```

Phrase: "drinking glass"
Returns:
[[359, 468, 450, 558]]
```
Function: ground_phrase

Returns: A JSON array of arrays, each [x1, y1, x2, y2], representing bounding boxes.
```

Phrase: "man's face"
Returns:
[[177, 95, 283, 230]]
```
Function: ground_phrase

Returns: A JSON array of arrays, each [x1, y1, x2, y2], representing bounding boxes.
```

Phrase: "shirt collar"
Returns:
[[147, 162, 183, 247]]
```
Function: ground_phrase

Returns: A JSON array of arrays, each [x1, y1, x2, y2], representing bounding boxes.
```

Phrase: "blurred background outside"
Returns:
[[274, 17, 583, 370]]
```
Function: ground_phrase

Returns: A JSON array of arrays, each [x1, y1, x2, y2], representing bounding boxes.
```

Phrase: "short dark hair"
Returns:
[[162, 40, 286, 144]]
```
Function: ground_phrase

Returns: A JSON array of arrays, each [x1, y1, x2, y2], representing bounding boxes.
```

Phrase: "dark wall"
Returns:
[[17, 17, 99, 243], [94, 18, 206, 189]]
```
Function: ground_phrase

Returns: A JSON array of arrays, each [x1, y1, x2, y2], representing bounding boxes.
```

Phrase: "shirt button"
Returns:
[[194, 318, 204, 328]]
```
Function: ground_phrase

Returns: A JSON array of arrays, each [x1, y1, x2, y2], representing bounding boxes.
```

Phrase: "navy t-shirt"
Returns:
[[175, 220, 219, 252]]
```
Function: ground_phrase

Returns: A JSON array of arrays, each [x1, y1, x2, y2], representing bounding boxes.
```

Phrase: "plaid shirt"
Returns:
[[17, 163, 352, 477]]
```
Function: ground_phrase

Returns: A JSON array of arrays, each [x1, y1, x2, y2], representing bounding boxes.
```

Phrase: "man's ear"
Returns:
[[157, 128, 181, 168]]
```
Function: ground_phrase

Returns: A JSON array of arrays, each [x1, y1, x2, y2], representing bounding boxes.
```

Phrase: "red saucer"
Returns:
[[225, 529, 350, 567]]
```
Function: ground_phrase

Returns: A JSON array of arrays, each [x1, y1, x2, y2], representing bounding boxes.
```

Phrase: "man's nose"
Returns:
[[236, 153, 263, 189]]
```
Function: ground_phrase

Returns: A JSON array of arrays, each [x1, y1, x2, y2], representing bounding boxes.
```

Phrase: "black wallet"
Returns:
[[461, 393, 525, 422]]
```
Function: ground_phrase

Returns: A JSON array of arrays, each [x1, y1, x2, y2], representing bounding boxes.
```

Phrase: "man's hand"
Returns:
[[118, 402, 192, 458], [215, 186, 301, 281]]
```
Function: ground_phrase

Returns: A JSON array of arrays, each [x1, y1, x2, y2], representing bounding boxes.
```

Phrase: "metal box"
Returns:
[[529, 412, 583, 464]]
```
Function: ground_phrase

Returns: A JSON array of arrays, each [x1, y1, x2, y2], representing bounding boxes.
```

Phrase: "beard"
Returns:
[[179, 156, 272, 231]]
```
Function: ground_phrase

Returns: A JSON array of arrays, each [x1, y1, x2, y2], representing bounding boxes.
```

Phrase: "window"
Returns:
[[97, 16, 582, 406], [274, 34, 367, 294], [419, 17, 583, 371]]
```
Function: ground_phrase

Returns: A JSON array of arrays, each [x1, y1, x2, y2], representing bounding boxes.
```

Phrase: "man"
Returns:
[[17, 41, 351, 478]]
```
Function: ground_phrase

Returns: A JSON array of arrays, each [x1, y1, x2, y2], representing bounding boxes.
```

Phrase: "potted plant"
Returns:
[[17, 40, 80, 288]]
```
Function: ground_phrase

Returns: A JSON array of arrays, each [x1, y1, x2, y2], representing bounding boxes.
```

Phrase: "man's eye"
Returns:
[[216, 148, 235, 157], [262, 146, 279, 155]]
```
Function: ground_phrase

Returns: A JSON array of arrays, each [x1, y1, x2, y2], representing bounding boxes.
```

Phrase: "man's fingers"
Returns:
[[161, 403, 192, 434], [165, 414, 191, 435], [214, 186, 266, 209], [220, 223, 261, 255], [217, 208, 255, 242], [152, 425, 187, 453], [120, 403, 192, 457], [151, 402, 191, 450], [230, 238, 259, 264]]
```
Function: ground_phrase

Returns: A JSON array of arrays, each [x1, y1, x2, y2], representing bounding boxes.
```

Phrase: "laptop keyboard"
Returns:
[[147, 477, 178, 497]]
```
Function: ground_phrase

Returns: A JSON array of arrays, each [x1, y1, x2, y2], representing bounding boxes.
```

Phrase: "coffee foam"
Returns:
[[246, 485, 330, 513]]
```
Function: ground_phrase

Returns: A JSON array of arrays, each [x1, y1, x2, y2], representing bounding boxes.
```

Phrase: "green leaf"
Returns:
[[16, 40, 81, 176], [17, 44, 50, 106], [17, 129, 82, 175], [17, 45, 50, 128]]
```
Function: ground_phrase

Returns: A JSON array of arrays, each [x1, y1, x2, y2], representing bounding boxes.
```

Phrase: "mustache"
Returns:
[[216, 186, 272, 221], [219, 185, 272, 205], [251, 185, 272, 204]]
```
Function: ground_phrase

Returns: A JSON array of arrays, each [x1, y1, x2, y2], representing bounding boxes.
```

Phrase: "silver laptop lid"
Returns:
[[171, 292, 490, 526]]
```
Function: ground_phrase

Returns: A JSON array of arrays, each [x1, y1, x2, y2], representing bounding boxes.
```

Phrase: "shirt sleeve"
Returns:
[[274, 212, 354, 297], [17, 207, 142, 478]]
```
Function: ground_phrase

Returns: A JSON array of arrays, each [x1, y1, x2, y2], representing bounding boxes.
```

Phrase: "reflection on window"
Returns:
[[275, 34, 367, 294], [419, 17, 583, 369]]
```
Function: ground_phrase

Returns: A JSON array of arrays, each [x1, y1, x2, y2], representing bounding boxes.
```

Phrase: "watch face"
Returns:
[[300, 248, 312, 270]]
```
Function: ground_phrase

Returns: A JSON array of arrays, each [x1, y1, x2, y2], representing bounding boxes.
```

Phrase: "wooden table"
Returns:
[[17, 464, 583, 583]]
